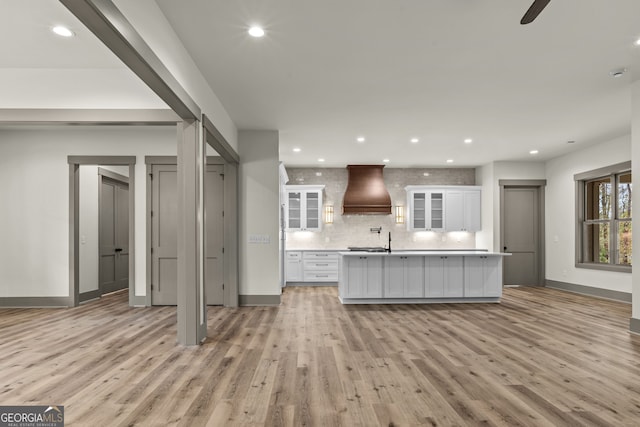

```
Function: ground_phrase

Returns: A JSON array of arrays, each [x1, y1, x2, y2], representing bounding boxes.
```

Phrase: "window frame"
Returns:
[[575, 161, 632, 273]]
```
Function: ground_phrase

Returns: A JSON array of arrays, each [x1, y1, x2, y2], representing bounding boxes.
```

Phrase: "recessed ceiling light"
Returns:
[[410, 138, 419, 143], [530, 150, 539, 155], [248, 26, 265, 38], [635, 38, 640, 46], [464, 138, 473, 144], [293, 147, 301, 152], [356, 136, 365, 143], [383, 159, 390, 163], [318, 158, 325, 163], [446, 159, 454, 163], [52, 26, 74, 37]]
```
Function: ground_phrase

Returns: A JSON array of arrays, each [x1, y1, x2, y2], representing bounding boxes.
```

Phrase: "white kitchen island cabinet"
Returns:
[[338, 251, 510, 304], [464, 255, 502, 297], [426, 255, 464, 298], [340, 255, 383, 298], [385, 256, 424, 298]]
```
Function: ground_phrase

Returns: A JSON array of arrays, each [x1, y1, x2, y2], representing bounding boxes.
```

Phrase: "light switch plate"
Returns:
[[248, 234, 271, 244]]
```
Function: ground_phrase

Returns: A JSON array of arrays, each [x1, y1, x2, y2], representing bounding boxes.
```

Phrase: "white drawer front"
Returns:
[[303, 271, 339, 282], [303, 260, 339, 271], [286, 251, 302, 259], [303, 252, 339, 260]]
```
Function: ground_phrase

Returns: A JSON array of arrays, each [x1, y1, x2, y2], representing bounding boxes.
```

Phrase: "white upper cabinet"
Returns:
[[406, 186, 481, 232], [285, 185, 324, 231], [463, 190, 481, 231], [406, 188, 446, 231], [445, 188, 481, 232]]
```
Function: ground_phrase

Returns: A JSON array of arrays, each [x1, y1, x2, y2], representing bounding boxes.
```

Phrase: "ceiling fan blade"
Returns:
[[520, 0, 551, 25]]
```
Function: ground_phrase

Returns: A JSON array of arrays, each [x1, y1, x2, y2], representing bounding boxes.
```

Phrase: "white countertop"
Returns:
[[339, 251, 510, 256]]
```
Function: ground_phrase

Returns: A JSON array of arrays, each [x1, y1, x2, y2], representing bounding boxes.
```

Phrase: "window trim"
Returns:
[[574, 161, 631, 273]]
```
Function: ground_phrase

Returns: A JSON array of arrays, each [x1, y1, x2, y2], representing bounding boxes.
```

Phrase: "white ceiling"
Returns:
[[0, 1, 166, 109], [154, 0, 640, 167], [2, 1, 640, 168]]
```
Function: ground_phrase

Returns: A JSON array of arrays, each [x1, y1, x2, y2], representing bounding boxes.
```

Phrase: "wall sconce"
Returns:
[[324, 204, 334, 224], [395, 205, 405, 224]]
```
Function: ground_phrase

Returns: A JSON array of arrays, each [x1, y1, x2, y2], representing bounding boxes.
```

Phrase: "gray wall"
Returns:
[[285, 167, 477, 250]]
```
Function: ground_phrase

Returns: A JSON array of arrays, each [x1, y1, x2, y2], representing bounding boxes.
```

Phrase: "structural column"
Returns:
[[177, 119, 207, 345], [631, 78, 640, 334]]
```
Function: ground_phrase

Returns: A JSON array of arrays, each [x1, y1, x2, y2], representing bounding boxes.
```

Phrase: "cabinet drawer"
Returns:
[[286, 251, 302, 259], [303, 260, 339, 271], [304, 271, 339, 282], [303, 252, 339, 260]]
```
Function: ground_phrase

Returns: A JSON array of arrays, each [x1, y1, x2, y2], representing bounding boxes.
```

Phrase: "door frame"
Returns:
[[98, 168, 130, 297], [145, 155, 238, 307], [499, 179, 547, 286], [68, 156, 137, 307]]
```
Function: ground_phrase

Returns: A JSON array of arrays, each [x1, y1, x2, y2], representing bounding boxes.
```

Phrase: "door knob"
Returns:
[[503, 246, 507, 251]]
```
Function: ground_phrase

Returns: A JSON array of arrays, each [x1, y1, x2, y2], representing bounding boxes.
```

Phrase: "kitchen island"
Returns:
[[338, 251, 510, 304]]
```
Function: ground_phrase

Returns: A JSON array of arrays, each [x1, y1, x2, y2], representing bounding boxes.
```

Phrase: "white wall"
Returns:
[[0, 126, 177, 298], [79, 165, 100, 293], [238, 130, 280, 297], [475, 163, 495, 250], [113, 0, 237, 151], [546, 135, 632, 293]]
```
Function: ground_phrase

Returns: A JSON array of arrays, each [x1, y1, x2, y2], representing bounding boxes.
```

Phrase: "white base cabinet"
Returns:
[[385, 256, 424, 298], [339, 252, 508, 303], [286, 251, 339, 284], [341, 256, 383, 298], [464, 255, 501, 297], [285, 251, 302, 282], [425, 256, 463, 297]]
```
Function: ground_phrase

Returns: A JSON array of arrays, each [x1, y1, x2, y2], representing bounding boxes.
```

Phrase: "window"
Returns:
[[575, 162, 631, 272]]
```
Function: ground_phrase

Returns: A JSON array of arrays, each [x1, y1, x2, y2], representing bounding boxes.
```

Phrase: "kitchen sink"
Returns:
[[347, 246, 387, 252]]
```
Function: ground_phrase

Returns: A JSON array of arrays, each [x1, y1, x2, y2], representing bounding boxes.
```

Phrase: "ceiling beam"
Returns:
[[203, 114, 240, 164], [0, 108, 180, 125], [60, 0, 201, 121]]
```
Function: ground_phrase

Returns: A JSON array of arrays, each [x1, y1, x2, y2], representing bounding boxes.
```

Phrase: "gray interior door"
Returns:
[[205, 165, 224, 305], [151, 165, 178, 305], [151, 163, 225, 305], [503, 187, 540, 286], [99, 177, 129, 294]]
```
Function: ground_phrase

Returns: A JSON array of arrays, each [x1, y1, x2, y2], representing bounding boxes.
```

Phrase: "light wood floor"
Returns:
[[1, 287, 639, 426]]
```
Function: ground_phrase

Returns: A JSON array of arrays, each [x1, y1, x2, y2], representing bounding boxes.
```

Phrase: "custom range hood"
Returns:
[[342, 165, 392, 215]]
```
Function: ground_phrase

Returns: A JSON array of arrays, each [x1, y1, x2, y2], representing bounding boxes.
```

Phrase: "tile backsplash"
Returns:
[[284, 167, 478, 250]]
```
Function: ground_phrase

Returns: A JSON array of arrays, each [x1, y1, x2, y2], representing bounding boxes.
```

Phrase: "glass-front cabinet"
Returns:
[[284, 185, 324, 231], [406, 188, 446, 231]]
